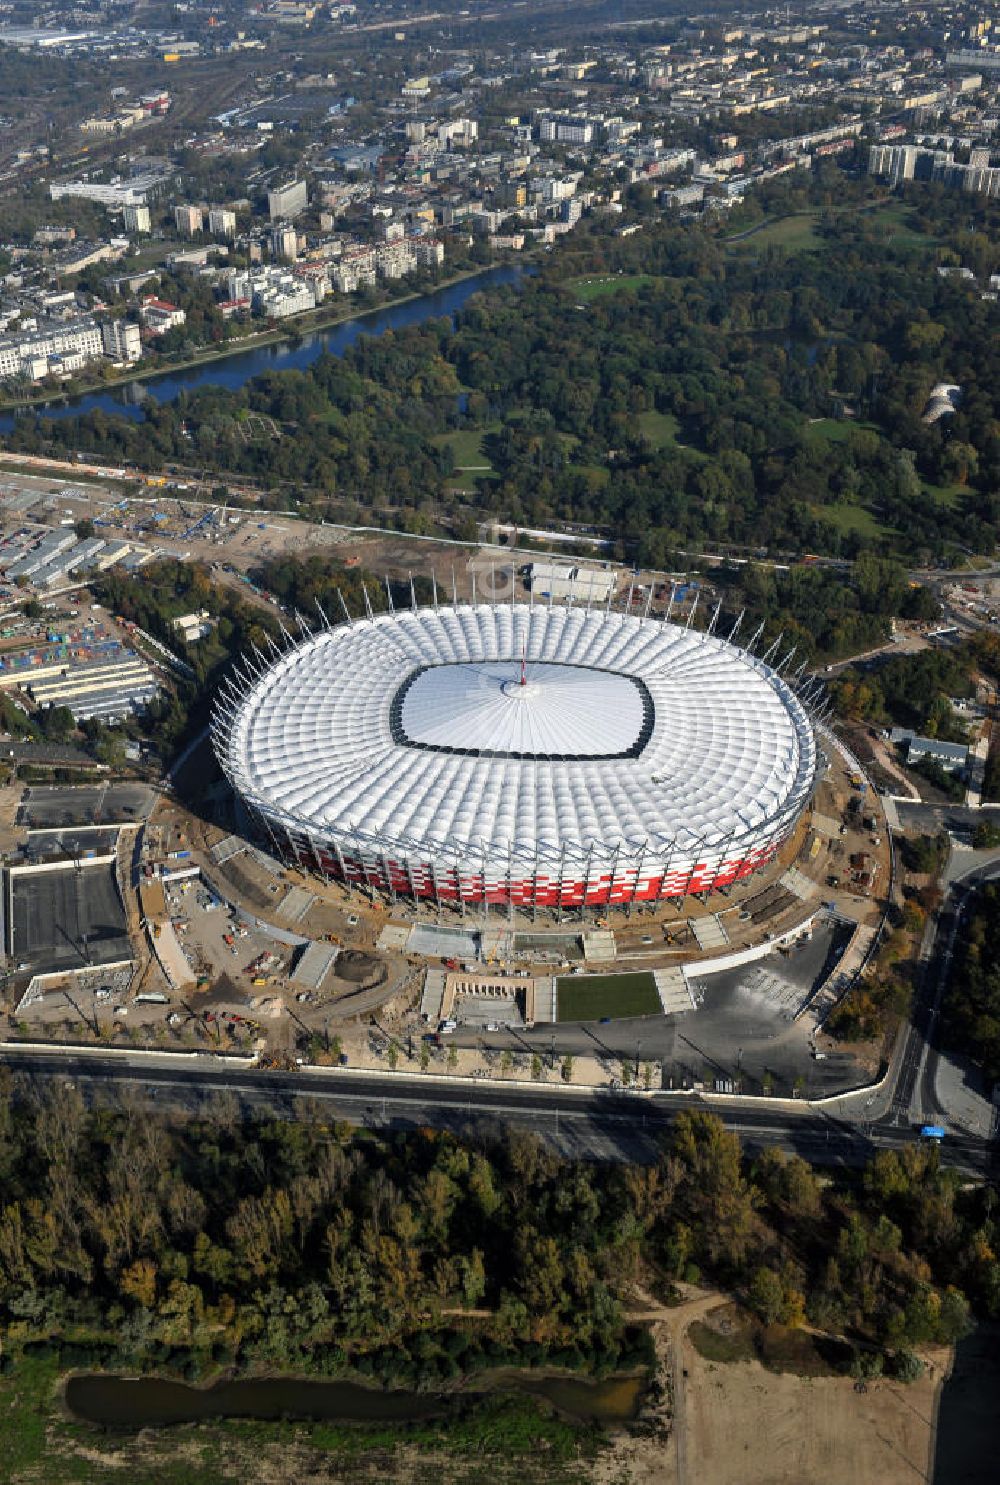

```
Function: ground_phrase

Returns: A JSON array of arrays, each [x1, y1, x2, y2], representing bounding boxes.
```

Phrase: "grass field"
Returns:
[[923, 480, 966, 509], [802, 417, 882, 447], [433, 426, 497, 472], [556, 971, 660, 1022], [863, 199, 934, 251], [726, 214, 822, 254], [572, 274, 657, 302], [727, 200, 934, 259], [813, 502, 892, 540], [636, 409, 681, 449]]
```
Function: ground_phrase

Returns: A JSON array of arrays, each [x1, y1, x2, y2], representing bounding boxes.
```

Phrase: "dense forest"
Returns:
[[943, 883, 1000, 1085], [831, 643, 973, 738], [0, 1084, 992, 1392], [7, 174, 1000, 565], [713, 552, 939, 664]]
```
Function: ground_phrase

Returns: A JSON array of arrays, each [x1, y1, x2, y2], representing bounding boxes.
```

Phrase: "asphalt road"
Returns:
[[2, 1046, 993, 1176]]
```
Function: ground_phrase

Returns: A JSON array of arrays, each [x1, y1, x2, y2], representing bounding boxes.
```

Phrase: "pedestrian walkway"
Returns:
[[655, 966, 697, 1014]]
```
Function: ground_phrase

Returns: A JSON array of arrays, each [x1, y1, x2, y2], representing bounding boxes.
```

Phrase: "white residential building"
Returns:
[[0, 320, 105, 381], [174, 203, 204, 235], [140, 298, 187, 336], [208, 207, 237, 238], [123, 204, 151, 233], [101, 319, 142, 363], [268, 179, 308, 220]]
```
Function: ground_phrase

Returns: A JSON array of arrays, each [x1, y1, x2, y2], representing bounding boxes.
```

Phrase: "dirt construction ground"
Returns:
[[600, 1292, 950, 1485]]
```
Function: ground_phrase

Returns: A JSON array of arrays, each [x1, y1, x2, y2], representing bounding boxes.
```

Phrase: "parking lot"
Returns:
[[9, 862, 132, 973], [21, 825, 122, 862], [18, 783, 156, 829]]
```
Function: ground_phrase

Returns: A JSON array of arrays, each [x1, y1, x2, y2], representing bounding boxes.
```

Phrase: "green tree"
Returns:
[[748, 1266, 785, 1325]]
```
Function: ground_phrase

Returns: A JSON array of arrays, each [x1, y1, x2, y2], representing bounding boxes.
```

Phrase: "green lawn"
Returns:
[[812, 502, 892, 540], [922, 480, 965, 510], [802, 417, 882, 447], [567, 461, 610, 487], [726, 213, 822, 254], [556, 971, 660, 1022], [862, 199, 934, 251], [433, 426, 497, 471], [572, 274, 657, 302], [636, 410, 681, 449], [727, 200, 934, 258]]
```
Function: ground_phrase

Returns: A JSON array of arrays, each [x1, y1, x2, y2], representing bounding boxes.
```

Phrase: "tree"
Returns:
[[748, 1266, 785, 1325]]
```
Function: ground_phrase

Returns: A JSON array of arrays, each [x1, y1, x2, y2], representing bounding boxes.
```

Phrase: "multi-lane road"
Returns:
[[2, 1038, 994, 1177]]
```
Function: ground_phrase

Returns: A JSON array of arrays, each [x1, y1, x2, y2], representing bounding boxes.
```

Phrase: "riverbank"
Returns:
[[1, 1351, 641, 1485], [0, 261, 524, 418]]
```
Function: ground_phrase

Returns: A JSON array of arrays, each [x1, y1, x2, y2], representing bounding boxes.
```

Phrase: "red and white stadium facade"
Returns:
[[211, 601, 820, 912]]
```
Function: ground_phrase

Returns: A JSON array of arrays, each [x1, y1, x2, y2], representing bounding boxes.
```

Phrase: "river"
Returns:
[[0, 264, 523, 432], [65, 1368, 646, 1429]]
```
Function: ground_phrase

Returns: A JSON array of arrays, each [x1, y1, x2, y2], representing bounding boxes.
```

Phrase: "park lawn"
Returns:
[[864, 199, 935, 250], [922, 480, 966, 509], [567, 460, 610, 487], [802, 417, 882, 447], [812, 502, 893, 540], [572, 274, 657, 302], [727, 213, 822, 254], [433, 425, 497, 472], [636, 410, 681, 449], [556, 971, 660, 1022]]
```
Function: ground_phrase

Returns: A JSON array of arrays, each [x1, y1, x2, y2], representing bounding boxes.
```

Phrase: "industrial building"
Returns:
[[527, 562, 617, 602], [27, 651, 159, 722]]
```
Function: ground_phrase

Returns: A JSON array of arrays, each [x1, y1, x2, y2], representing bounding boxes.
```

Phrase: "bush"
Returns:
[[891, 1349, 925, 1383]]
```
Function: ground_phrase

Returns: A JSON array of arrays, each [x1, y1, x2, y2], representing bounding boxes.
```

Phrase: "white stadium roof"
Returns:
[[215, 604, 817, 884]]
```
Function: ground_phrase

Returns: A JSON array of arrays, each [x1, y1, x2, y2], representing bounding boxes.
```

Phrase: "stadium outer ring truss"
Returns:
[[211, 597, 824, 914]]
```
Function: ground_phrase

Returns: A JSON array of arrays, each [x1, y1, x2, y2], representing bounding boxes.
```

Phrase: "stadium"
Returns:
[[212, 602, 819, 912]]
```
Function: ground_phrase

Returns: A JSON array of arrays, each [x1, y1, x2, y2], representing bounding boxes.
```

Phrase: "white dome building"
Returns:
[[212, 602, 818, 911]]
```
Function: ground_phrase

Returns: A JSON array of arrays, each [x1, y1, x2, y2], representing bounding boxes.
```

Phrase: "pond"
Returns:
[[64, 1368, 647, 1429]]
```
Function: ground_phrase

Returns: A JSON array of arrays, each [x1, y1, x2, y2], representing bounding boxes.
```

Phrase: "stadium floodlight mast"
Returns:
[[213, 593, 818, 917]]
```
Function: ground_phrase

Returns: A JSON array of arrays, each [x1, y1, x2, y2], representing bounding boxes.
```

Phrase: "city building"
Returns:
[[123, 204, 151, 233], [174, 203, 204, 235], [49, 167, 173, 207], [140, 297, 186, 335], [101, 319, 142, 364], [0, 320, 105, 381], [270, 225, 299, 262], [208, 207, 237, 239], [267, 179, 308, 220]]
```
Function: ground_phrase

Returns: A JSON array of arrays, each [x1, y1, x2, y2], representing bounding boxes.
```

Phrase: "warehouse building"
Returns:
[[28, 652, 159, 722]]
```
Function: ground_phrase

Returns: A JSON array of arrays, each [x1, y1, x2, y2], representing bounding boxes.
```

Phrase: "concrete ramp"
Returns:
[[583, 930, 616, 961], [781, 865, 817, 902], [654, 967, 696, 1015], [689, 914, 729, 951]]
